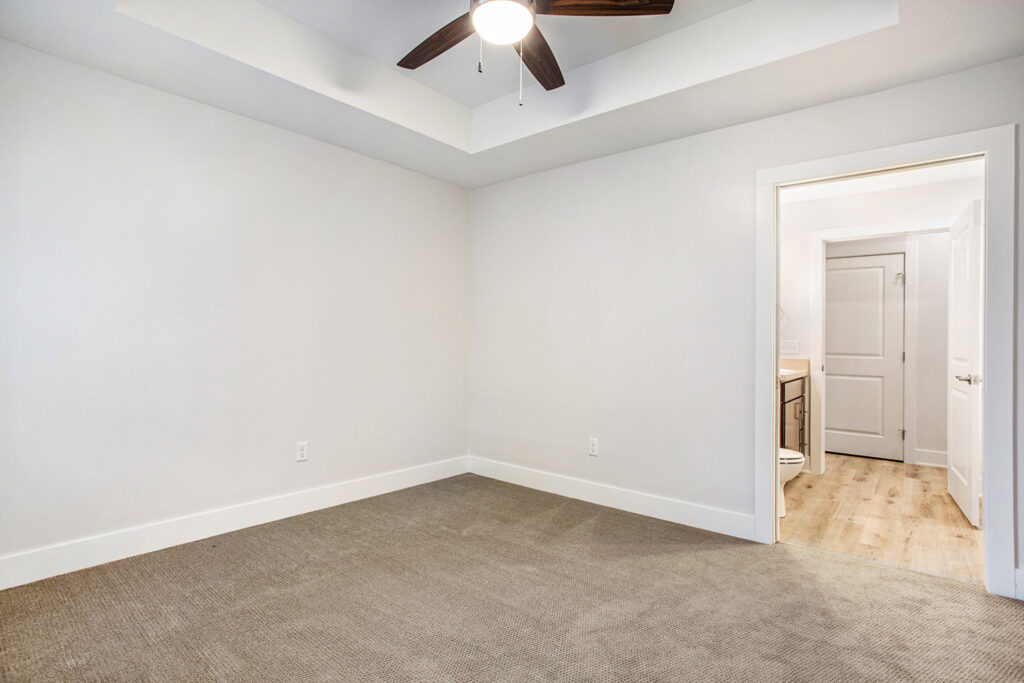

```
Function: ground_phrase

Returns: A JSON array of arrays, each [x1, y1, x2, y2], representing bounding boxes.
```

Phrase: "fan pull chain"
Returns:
[[478, 35, 483, 73], [518, 40, 524, 107]]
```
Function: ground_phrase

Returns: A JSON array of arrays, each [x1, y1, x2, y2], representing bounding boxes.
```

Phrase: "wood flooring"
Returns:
[[780, 453, 984, 584]]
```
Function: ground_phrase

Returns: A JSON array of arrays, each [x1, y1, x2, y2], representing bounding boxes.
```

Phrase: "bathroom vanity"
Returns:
[[779, 367, 809, 457]]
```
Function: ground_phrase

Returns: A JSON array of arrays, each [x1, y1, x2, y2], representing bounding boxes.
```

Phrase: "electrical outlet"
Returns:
[[296, 441, 308, 462], [588, 437, 599, 457], [780, 339, 799, 355]]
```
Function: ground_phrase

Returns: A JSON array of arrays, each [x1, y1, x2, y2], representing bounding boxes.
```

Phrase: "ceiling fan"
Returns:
[[397, 0, 675, 92]]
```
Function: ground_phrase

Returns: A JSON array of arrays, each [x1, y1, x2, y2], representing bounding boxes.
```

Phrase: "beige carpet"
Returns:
[[2, 474, 1023, 681]]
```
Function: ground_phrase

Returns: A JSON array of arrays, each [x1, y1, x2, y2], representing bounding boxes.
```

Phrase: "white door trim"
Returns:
[[754, 125, 1017, 599]]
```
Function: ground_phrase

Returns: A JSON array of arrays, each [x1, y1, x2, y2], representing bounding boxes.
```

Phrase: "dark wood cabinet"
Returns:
[[780, 376, 807, 455]]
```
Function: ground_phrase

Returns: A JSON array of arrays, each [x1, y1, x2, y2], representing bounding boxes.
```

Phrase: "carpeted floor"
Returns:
[[2, 474, 1023, 681]]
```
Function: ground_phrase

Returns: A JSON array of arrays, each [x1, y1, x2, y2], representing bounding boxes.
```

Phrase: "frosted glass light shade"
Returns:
[[472, 0, 534, 45]]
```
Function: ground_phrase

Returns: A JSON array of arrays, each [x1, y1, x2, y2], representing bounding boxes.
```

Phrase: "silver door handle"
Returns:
[[956, 374, 974, 385]]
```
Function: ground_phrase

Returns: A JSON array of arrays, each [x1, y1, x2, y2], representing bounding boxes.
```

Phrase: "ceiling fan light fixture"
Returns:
[[471, 0, 535, 45]]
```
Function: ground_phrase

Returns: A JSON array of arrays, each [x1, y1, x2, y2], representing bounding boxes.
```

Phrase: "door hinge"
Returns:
[[902, 351, 906, 362], [897, 272, 906, 285], [899, 428, 906, 440]]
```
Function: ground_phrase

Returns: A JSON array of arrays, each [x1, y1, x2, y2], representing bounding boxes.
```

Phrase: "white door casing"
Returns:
[[947, 200, 984, 528], [824, 253, 905, 461], [757, 128, 1016, 597]]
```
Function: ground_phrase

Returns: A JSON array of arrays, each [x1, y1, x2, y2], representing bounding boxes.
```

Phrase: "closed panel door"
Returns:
[[824, 253, 905, 461], [947, 201, 983, 527]]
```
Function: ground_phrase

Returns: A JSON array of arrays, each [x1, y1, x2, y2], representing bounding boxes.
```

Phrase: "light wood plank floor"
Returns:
[[780, 453, 984, 584]]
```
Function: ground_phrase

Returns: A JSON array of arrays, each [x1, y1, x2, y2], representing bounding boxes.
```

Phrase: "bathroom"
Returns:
[[775, 157, 985, 583]]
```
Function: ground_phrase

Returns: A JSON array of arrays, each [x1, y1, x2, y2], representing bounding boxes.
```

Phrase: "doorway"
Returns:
[[754, 126, 1018, 598], [775, 161, 985, 583]]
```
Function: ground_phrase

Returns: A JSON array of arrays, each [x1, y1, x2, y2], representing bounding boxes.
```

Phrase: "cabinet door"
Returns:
[[782, 400, 803, 452]]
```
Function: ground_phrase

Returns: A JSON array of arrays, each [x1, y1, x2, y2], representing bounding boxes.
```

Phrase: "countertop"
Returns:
[[779, 367, 808, 382]]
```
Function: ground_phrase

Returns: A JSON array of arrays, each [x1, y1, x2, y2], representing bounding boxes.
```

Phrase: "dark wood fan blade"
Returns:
[[514, 25, 565, 91], [397, 13, 475, 69], [536, 0, 673, 16]]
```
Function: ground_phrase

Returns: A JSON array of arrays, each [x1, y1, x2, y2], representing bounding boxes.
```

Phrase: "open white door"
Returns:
[[947, 200, 984, 528], [824, 253, 905, 461]]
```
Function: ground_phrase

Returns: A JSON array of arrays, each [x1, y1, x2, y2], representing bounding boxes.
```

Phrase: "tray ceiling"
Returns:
[[1, 0, 1023, 187], [257, 0, 752, 107], [111, 0, 900, 152]]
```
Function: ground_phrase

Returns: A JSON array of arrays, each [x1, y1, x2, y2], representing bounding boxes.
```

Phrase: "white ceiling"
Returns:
[[108, 0, 899, 154], [1, 0, 1023, 188], [257, 0, 752, 106]]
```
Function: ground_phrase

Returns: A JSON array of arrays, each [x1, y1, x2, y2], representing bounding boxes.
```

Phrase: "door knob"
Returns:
[[956, 374, 974, 384]]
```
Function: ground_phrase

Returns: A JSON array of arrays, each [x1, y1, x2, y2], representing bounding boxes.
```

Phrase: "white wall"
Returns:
[[909, 234, 953, 458], [0, 41, 469, 560], [468, 56, 1024, 559], [823, 233, 951, 466]]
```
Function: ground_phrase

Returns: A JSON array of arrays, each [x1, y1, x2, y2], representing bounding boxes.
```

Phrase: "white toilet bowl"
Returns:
[[778, 448, 805, 517]]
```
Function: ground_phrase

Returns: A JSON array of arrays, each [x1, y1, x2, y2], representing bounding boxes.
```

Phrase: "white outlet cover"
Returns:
[[588, 437, 599, 457], [296, 441, 309, 462], [780, 339, 799, 355]]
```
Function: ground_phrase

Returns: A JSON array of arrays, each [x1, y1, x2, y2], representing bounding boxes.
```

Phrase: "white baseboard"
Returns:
[[2, 455, 765, 591], [0, 456, 470, 591], [908, 447, 947, 468], [468, 456, 758, 542]]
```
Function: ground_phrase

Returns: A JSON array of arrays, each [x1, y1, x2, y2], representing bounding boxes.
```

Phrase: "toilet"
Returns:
[[778, 448, 805, 517]]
